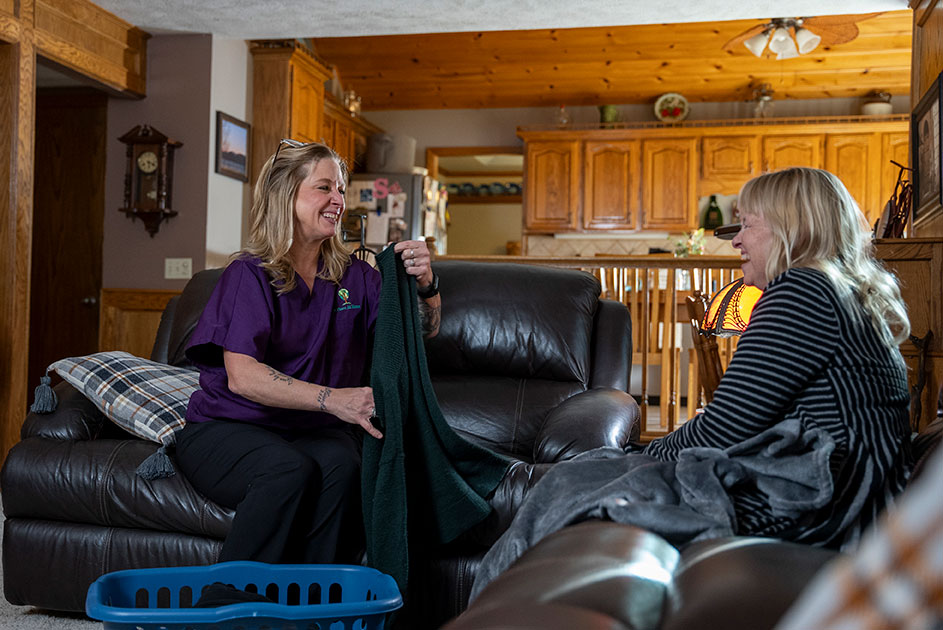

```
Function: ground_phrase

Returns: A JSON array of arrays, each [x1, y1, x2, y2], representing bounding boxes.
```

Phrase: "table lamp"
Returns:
[[701, 278, 763, 337]]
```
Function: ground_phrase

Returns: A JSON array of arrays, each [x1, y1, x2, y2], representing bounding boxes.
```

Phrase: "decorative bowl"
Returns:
[[654, 93, 690, 122]]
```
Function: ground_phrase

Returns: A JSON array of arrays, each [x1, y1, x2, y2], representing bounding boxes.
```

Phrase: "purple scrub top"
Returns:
[[185, 255, 381, 431]]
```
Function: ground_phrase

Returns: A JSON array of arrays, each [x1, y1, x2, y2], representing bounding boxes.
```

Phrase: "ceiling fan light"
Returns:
[[774, 33, 800, 59], [767, 27, 793, 54], [794, 27, 821, 54], [744, 30, 771, 57]]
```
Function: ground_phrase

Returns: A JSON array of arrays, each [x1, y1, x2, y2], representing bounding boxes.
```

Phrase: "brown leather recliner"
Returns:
[[1, 260, 639, 628]]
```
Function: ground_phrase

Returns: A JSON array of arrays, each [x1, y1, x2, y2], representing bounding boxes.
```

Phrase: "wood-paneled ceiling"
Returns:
[[312, 11, 912, 111]]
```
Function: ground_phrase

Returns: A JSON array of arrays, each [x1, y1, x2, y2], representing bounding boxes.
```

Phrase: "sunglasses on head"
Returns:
[[267, 138, 310, 188]]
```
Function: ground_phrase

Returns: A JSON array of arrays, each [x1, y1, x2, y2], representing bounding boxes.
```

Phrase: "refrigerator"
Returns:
[[344, 168, 447, 255]]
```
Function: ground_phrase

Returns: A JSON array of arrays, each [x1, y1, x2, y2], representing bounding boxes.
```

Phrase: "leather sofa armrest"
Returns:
[[447, 522, 679, 630], [533, 388, 640, 463], [21, 380, 106, 441], [459, 461, 553, 548]]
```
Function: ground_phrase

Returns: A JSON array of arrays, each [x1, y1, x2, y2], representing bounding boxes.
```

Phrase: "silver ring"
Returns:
[[409, 249, 414, 258], [406, 259, 413, 267], [369, 407, 377, 418]]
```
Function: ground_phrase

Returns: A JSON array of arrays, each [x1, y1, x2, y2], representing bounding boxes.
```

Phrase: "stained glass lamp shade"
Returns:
[[701, 278, 763, 337]]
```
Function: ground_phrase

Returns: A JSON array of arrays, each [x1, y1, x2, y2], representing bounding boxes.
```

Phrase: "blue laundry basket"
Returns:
[[85, 561, 402, 630]]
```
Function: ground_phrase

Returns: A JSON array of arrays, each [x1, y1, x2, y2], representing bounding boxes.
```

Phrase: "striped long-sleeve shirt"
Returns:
[[644, 267, 912, 548]]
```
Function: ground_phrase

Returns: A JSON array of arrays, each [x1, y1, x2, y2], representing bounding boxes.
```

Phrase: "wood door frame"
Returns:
[[0, 0, 146, 470], [0, 26, 37, 474]]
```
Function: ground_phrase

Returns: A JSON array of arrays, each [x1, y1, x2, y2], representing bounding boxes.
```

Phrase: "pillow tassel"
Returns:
[[30, 373, 58, 414], [136, 445, 176, 480]]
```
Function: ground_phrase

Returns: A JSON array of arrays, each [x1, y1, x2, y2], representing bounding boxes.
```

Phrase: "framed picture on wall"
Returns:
[[911, 71, 942, 223], [215, 112, 251, 182]]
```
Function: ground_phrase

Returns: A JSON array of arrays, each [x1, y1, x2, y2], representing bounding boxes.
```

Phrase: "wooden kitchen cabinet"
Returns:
[[524, 140, 581, 232], [642, 138, 697, 230], [290, 63, 325, 143], [699, 135, 760, 197], [518, 116, 908, 234], [321, 113, 353, 166], [762, 135, 822, 172], [826, 133, 880, 225], [322, 94, 383, 172], [583, 140, 639, 230], [700, 135, 758, 190], [250, 41, 332, 183]]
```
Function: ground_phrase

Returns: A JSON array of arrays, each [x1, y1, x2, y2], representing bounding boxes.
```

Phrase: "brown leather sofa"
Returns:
[[1, 260, 639, 629], [444, 416, 943, 630]]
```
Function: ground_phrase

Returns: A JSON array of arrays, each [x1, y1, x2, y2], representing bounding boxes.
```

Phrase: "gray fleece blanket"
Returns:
[[470, 419, 836, 601]]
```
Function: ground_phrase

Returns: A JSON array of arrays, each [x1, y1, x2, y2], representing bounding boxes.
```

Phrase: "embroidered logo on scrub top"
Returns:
[[336, 287, 361, 312]]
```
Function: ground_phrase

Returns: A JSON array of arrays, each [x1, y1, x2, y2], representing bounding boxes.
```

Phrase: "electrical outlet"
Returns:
[[164, 257, 192, 280]]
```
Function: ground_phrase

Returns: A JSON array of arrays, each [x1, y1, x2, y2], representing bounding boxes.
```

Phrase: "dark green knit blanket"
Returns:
[[362, 247, 511, 595]]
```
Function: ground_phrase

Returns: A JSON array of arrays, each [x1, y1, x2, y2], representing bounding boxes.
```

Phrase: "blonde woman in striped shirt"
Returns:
[[644, 167, 912, 548]]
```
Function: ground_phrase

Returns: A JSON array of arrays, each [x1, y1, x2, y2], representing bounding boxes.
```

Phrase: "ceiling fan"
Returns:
[[722, 13, 881, 59]]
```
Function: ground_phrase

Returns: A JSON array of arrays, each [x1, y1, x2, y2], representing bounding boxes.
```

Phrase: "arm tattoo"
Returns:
[[418, 298, 441, 338], [318, 387, 332, 412], [267, 367, 293, 385]]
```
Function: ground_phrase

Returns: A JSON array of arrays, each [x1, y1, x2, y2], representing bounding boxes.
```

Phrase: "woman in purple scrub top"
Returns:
[[175, 140, 441, 566]]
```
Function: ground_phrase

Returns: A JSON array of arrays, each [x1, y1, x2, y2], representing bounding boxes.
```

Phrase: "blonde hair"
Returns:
[[238, 142, 350, 294], [738, 167, 909, 348]]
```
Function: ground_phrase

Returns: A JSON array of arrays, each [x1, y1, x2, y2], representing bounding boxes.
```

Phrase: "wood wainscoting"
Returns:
[[99, 288, 180, 359], [874, 238, 943, 432]]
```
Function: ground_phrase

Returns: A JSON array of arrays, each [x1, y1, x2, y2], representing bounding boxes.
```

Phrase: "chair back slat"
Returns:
[[686, 290, 725, 405]]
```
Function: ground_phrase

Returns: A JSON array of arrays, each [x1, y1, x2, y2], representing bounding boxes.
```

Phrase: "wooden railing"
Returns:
[[437, 254, 744, 440]]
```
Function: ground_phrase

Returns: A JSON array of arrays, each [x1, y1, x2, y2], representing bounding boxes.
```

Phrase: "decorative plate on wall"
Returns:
[[654, 93, 690, 122]]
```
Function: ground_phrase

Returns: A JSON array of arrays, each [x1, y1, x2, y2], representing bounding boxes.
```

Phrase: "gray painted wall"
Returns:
[[103, 34, 212, 290]]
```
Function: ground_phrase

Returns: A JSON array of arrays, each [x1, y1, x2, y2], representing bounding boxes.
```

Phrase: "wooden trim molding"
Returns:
[[912, 0, 941, 26], [0, 2, 35, 471], [99, 288, 180, 359], [34, 0, 148, 96], [0, 14, 20, 43]]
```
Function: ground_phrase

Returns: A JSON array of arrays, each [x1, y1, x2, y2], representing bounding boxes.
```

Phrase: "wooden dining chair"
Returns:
[[629, 267, 681, 429], [686, 290, 725, 406], [593, 263, 683, 431]]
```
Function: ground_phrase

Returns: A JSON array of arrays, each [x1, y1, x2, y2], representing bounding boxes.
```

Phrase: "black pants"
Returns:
[[174, 420, 364, 564]]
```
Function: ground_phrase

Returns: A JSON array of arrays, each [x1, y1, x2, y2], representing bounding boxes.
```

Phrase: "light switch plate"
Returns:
[[164, 257, 192, 279]]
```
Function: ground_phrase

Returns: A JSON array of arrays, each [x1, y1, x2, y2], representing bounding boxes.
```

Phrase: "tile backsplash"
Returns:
[[524, 234, 738, 257]]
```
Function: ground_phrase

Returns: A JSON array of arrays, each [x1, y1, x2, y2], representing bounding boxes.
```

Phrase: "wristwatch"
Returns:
[[417, 272, 439, 299]]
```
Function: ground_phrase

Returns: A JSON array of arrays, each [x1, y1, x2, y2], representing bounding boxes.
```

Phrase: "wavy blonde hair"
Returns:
[[737, 167, 909, 349], [238, 141, 350, 294]]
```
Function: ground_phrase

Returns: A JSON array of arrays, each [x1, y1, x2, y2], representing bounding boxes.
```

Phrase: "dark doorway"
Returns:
[[28, 87, 106, 404]]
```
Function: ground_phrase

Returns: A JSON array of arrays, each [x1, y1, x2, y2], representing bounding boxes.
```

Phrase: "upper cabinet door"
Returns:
[[762, 135, 822, 172], [289, 62, 325, 143], [826, 133, 879, 223], [641, 138, 697, 231], [701, 136, 758, 179], [524, 140, 581, 232], [700, 135, 760, 196], [583, 140, 639, 230]]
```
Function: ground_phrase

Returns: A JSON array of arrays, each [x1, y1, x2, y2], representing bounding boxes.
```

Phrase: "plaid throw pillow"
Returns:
[[47, 351, 199, 445], [35, 351, 200, 479]]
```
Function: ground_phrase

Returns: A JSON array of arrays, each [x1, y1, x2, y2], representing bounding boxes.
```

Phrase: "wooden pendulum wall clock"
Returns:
[[118, 124, 183, 237]]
